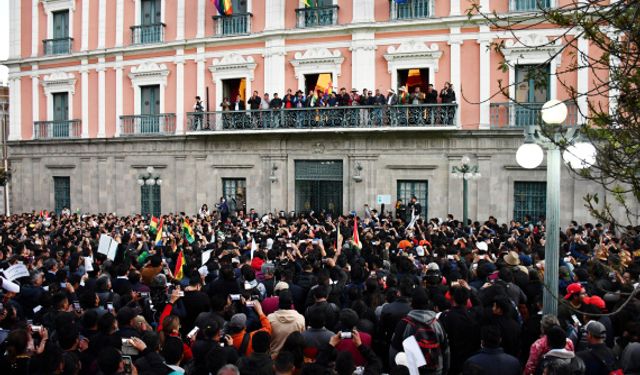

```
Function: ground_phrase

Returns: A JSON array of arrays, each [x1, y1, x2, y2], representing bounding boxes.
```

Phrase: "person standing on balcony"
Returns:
[[260, 93, 270, 128], [337, 87, 351, 106], [411, 87, 426, 125], [283, 89, 294, 109], [248, 91, 261, 129], [425, 84, 439, 125], [235, 95, 246, 111], [386, 89, 398, 126], [440, 82, 456, 125], [193, 96, 205, 130], [270, 93, 283, 128], [220, 97, 232, 129]]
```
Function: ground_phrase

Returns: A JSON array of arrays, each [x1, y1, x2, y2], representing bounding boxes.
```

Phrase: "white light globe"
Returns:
[[146, 179, 155, 186], [461, 155, 471, 165], [516, 143, 544, 169], [137, 179, 145, 186], [146, 166, 155, 174], [156, 179, 163, 186], [541, 100, 568, 125], [563, 142, 596, 169]]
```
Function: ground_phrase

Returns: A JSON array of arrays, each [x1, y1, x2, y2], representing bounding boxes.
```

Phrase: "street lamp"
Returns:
[[515, 99, 596, 316], [451, 156, 481, 227], [137, 166, 163, 187]]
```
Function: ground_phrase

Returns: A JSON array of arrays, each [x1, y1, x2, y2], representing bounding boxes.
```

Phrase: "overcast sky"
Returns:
[[0, 0, 10, 85]]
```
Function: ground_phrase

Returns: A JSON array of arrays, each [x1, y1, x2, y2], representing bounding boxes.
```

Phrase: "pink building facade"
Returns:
[[2, 0, 617, 221]]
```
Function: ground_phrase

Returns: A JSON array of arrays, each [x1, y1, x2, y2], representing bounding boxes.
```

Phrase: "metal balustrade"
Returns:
[[130, 23, 166, 45], [295, 5, 339, 28], [186, 104, 457, 132], [212, 13, 253, 36], [391, 0, 433, 19], [119, 114, 176, 136], [43, 38, 73, 55], [489, 102, 578, 128], [510, 0, 551, 11], [33, 120, 82, 139]]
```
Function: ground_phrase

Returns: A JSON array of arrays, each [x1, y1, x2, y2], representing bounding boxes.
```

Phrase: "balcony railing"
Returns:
[[186, 104, 457, 132], [489, 102, 578, 129], [33, 120, 81, 139], [130, 23, 165, 45], [212, 13, 252, 36], [43, 38, 73, 55], [295, 5, 339, 28], [391, 0, 433, 20], [120, 114, 176, 136], [510, 0, 550, 11]]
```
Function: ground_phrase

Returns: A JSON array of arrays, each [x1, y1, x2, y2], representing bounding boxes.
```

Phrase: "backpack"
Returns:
[[589, 348, 624, 375], [401, 316, 444, 372]]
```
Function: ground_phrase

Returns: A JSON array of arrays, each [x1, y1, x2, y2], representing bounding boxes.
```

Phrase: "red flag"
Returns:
[[353, 216, 361, 249]]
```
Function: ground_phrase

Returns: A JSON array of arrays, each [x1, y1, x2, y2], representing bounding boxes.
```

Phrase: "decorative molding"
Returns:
[[45, 164, 76, 169], [384, 40, 442, 90], [131, 164, 167, 169], [501, 34, 563, 66], [128, 62, 170, 87], [384, 41, 443, 65], [41, 72, 76, 95], [386, 164, 438, 170], [290, 48, 344, 79], [211, 164, 254, 169], [41, 0, 75, 13], [209, 54, 257, 80], [504, 165, 546, 171]]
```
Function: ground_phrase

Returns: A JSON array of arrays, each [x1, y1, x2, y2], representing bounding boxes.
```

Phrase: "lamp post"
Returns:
[[137, 166, 163, 187], [451, 156, 481, 227], [515, 100, 596, 316]]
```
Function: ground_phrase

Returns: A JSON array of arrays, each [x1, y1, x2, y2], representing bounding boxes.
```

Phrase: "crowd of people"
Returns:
[[0, 204, 639, 375], [191, 84, 458, 130]]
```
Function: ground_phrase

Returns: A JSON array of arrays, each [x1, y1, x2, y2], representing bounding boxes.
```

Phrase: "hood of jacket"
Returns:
[[272, 309, 302, 324], [544, 348, 575, 359], [407, 309, 437, 324]]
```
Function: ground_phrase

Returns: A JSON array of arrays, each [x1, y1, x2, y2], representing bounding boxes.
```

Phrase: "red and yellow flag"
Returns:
[[174, 251, 185, 281]]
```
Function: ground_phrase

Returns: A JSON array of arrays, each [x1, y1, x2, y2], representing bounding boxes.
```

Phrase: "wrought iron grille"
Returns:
[[43, 38, 73, 55], [212, 13, 252, 36], [397, 180, 428, 219], [186, 104, 458, 131], [141, 184, 161, 217], [295, 5, 339, 28], [513, 181, 546, 221], [391, 0, 433, 19], [130, 23, 165, 44], [489, 102, 578, 129], [120, 114, 176, 136], [34, 120, 81, 139]]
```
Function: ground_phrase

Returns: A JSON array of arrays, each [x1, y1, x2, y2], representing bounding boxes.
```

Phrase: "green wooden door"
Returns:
[[141, 184, 161, 217], [140, 85, 160, 133], [514, 64, 550, 126], [53, 92, 69, 138], [53, 176, 71, 214], [141, 0, 161, 43], [294, 160, 343, 215], [52, 10, 70, 53]]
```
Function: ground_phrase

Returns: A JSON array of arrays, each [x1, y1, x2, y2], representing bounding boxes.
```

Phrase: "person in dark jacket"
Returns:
[[180, 272, 210, 336], [131, 333, 173, 375], [390, 287, 449, 375], [379, 286, 412, 345], [538, 326, 585, 375], [439, 285, 480, 375], [463, 325, 521, 375], [577, 321, 618, 375], [486, 296, 521, 358], [236, 331, 273, 375]]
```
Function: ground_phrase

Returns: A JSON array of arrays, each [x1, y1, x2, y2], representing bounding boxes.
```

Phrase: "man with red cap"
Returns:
[[558, 283, 587, 330]]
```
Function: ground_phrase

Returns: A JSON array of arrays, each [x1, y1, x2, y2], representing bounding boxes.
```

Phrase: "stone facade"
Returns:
[[7, 128, 624, 224]]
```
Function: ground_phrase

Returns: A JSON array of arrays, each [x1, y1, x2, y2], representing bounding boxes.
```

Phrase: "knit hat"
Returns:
[[229, 313, 247, 329]]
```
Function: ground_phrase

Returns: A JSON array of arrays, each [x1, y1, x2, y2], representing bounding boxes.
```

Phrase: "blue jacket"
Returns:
[[463, 347, 521, 375]]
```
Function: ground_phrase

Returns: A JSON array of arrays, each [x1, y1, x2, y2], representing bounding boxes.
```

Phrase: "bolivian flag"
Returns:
[[353, 216, 361, 250], [174, 251, 185, 281], [183, 218, 196, 244], [149, 216, 160, 234], [155, 217, 164, 247]]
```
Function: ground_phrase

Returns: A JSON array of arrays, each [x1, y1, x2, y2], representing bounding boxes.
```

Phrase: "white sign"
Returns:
[[84, 256, 94, 272], [98, 234, 119, 261], [201, 250, 213, 266], [376, 194, 391, 205], [2, 264, 30, 281]]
